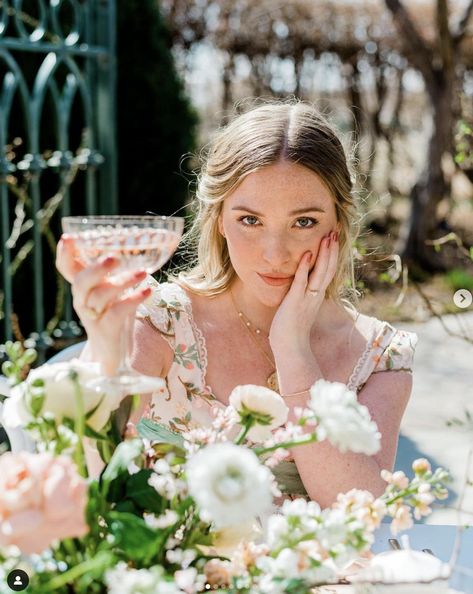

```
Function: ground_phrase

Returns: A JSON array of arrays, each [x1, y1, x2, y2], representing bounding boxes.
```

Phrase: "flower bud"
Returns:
[[412, 458, 431, 475]]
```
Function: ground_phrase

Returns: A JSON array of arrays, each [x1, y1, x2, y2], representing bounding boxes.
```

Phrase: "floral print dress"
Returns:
[[136, 277, 418, 494]]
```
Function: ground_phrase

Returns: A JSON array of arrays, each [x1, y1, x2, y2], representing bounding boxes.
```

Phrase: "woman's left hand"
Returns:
[[269, 231, 339, 355]]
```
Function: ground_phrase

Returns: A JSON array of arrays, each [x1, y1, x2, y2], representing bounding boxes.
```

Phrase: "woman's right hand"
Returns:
[[55, 235, 151, 375]]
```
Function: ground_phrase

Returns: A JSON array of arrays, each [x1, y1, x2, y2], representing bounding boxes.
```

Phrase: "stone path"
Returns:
[[393, 311, 473, 524]]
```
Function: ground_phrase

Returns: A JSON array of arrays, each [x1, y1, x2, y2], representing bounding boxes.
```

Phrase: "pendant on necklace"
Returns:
[[267, 371, 279, 393]]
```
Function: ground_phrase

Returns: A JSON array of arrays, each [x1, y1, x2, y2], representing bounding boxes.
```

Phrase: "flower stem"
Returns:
[[235, 420, 253, 445], [71, 374, 88, 478], [254, 433, 318, 456], [45, 551, 112, 589]]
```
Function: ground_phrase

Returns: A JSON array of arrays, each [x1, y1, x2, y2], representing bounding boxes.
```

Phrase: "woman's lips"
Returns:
[[258, 273, 294, 286]]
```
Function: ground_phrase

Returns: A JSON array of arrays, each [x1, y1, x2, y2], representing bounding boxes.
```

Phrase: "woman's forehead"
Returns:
[[224, 163, 335, 211]]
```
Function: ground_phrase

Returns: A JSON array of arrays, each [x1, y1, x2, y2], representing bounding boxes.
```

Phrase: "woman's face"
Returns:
[[218, 160, 341, 306]]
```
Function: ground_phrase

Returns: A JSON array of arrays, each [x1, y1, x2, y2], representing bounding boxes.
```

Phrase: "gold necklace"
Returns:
[[229, 289, 279, 393]]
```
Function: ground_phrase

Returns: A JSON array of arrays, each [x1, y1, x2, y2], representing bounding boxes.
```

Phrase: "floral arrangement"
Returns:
[[0, 342, 449, 594]]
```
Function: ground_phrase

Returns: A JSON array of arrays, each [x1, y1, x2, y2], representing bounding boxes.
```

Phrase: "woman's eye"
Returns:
[[295, 217, 318, 228], [238, 215, 259, 226], [237, 215, 318, 228]]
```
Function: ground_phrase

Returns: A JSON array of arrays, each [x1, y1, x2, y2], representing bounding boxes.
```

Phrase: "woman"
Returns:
[[57, 100, 417, 506]]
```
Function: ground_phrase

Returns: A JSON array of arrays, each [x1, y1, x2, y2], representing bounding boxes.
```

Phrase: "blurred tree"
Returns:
[[161, 0, 473, 271], [385, 0, 473, 273], [116, 0, 198, 216]]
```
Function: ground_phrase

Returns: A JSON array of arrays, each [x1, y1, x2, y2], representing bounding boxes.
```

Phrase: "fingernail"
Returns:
[[135, 270, 146, 278], [141, 287, 151, 296], [326, 236, 331, 247], [334, 232, 339, 242], [104, 256, 115, 267]]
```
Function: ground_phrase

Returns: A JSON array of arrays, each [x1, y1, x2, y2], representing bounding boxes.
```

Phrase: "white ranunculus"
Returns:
[[228, 384, 289, 442], [308, 379, 381, 455], [2, 359, 122, 432], [199, 519, 263, 558], [186, 442, 273, 528]]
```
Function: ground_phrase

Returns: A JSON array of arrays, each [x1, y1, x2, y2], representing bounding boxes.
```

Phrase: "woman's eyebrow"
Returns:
[[231, 205, 325, 215]]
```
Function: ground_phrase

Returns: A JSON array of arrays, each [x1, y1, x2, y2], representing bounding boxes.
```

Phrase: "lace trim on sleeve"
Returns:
[[168, 286, 213, 396], [346, 322, 380, 392]]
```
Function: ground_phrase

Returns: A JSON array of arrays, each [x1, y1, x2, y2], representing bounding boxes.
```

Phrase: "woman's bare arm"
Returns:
[[276, 349, 412, 507], [81, 317, 174, 478], [300, 372, 410, 506]]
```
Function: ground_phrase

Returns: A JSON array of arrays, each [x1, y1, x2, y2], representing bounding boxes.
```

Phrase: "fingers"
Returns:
[[71, 256, 120, 309], [56, 235, 84, 283], [86, 269, 147, 314], [307, 232, 339, 291], [111, 286, 152, 318], [324, 232, 339, 287]]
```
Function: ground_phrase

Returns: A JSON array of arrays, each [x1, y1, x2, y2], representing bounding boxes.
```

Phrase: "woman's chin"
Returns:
[[256, 286, 289, 306]]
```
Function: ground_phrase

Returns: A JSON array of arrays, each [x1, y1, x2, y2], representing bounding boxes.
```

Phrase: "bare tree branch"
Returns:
[[453, 0, 473, 46], [437, 0, 453, 72], [384, 0, 435, 86]]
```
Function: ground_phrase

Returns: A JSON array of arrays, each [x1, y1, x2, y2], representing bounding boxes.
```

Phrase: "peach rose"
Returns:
[[0, 452, 89, 554]]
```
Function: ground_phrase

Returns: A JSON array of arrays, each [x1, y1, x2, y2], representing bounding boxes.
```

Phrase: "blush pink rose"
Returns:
[[0, 452, 89, 554]]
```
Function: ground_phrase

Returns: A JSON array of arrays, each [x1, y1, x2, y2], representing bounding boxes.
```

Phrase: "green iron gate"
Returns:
[[0, 0, 117, 353]]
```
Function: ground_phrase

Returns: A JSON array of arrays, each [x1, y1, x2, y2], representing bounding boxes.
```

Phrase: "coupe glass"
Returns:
[[62, 215, 184, 394]]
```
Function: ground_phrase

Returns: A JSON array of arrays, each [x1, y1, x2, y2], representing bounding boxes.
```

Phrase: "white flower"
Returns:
[[308, 379, 381, 455], [229, 385, 289, 442], [186, 442, 273, 528], [334, 489, 387, 530], [201, 520, 263, 558], [265, 499, 322, 552], [105, 562, 183, 594], [144, 510, 179, 529], [256, 548, 335, 591], [2, 359, 122, 432]]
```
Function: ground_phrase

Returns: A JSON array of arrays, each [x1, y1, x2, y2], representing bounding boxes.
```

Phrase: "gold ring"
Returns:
[[83, 305, 103, 321]]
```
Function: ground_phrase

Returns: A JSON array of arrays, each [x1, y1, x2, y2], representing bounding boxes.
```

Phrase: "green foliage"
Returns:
[[107, 511, 161, 563], [101, 438, 144, 499], [454, 120, 473, 169], [116, 0, 198, 216], [1, 340, 37, 385], [444, 268, 473, 291]]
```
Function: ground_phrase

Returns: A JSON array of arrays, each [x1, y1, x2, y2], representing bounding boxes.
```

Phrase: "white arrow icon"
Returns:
[[453, 289, 473, 309]]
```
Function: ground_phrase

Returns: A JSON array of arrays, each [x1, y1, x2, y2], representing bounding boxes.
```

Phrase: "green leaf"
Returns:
[[83, 424, 109, 441], [101, 439, 143, 498], [137, 418, 184, 447], [114, 499, 142, 515], [110, 394, 135, 445], [107, 511, 160, 563], [84, 394, 105, 421], [126, 469, 164, 514]]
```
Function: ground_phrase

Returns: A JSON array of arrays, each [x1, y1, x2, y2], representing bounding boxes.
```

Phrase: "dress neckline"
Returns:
[[175, 283, 388, 399]]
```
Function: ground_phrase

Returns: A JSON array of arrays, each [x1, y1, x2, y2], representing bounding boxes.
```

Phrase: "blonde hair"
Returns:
[[167, 99, 361, 309]]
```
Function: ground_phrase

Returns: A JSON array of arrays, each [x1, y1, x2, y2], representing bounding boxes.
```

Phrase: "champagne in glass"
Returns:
[[62, 215, 184, 394]]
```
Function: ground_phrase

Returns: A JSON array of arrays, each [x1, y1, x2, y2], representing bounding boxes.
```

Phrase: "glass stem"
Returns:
[[117, 311, 135, 375]]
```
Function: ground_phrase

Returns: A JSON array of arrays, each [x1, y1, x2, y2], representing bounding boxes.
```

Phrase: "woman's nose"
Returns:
[[260, 235, 292, 266]]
